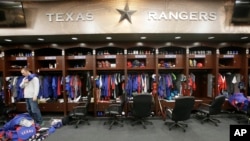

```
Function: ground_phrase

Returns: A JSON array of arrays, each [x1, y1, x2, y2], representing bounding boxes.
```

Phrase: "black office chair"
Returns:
[[70, 92, 92, 128], [237, 103, 250, 124], [0, 98, 16, 125], [131, 94, 153, 129], [104, 92, 127, 130], [196, 95, 226, 126], [164, 96, 195, 132]]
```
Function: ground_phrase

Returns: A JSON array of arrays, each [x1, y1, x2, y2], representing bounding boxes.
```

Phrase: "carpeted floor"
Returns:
[[44, 113, 248, 141]]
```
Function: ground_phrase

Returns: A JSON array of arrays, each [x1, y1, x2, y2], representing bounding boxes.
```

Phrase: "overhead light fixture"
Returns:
[[106, 36, 112, 40], [51, 43, 58, 47], [136, 42, 143, 46], [140, 36, 147, 40], [37, 38, 44, 41], [108, 42, 114, 46], [165, 42, 171, 46], [175, 36, 181, 39], [241, 36, 248, 39], [23, 44, 31, 48], [219, 42, 229, 46], [71, 37, 78, 40], [79, 43, 86, 47], [193, 42, 201, 46], [4, 39, 12, 42], [208, 36, 215, 39]]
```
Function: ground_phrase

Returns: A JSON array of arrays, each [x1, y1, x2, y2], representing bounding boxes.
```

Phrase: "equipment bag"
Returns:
[[5, 125, 36, 141], [2, 113, 37, 141]]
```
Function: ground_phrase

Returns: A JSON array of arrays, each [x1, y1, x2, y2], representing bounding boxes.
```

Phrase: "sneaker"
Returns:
[[39, 121, 45, 127]]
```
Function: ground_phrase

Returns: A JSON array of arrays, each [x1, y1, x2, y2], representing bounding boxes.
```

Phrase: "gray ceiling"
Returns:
[[0, 33, 250, 46], [0, 1, 249, 46]]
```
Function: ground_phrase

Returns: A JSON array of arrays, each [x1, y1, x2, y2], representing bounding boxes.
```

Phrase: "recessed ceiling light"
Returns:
[[165, 42, 171, 46], [4, 39, 12, 42], [106, 36, 112, 40], [72, 37, 78, 40], [79, 43, 86, 47], [51, 43, 58, 47], [23, 44, 31, 48], [241, 36, 248, 39], [208, 36, 215, 39], [37, 38, 44, 41], [140, 36, 147, 40], [193, 42, 201, 46], [136, 42, 143, 46], [175, 36, 181, 39], [108, 42, 114, 46]]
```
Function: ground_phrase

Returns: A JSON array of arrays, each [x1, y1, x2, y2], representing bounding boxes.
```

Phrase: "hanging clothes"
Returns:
[[218, 73, 227, 96]]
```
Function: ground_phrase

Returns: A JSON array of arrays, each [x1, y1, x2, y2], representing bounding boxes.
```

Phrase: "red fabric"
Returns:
[[137, 75, 141, 93], [57, 76, 61, 96]]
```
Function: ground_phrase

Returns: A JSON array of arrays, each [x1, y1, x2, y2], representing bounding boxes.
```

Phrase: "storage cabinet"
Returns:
[[0, 56, 3, 71], [35, 56, 63, 71], [158, 54, 185, 69], [94, 47, 125, 116], [16, 102, 65, 112], [64, 47, 94, 114], [127, 54, 155, 70], [0, 44, 249, 116], [216, 46, 246, 98], [218, 46, 244, 69], [65, 47, 93, 70], [218, 54, 242, 69], [31, 48, 66, 114], [188, 47, 215, 69], [247, 54, 250, 96], [96, 54, 124, 70], [188, 54, 215, 69], [96, 47, 124, 70], [158, 47, 185, 69], [126, 47, 155, 70], [4, 49, 32, 75]]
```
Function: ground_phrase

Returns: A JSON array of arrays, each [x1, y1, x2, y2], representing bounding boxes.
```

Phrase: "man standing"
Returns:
[[19, 68, 43, 126]]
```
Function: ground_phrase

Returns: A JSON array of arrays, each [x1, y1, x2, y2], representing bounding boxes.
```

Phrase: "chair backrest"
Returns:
[[246, 103, 250, 116], [209, 95, 226, 115], [172, 96, 195, 121], [119, 91, 127, 111], [132, 94, 152, 118], [84, 91, 92, 113]]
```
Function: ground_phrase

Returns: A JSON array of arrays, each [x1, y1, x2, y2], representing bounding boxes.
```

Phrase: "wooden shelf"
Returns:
[[1, 46, 249, 117]]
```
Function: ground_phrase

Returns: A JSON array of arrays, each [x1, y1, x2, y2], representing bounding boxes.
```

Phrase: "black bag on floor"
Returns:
[[61, 115, 74, 125]]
